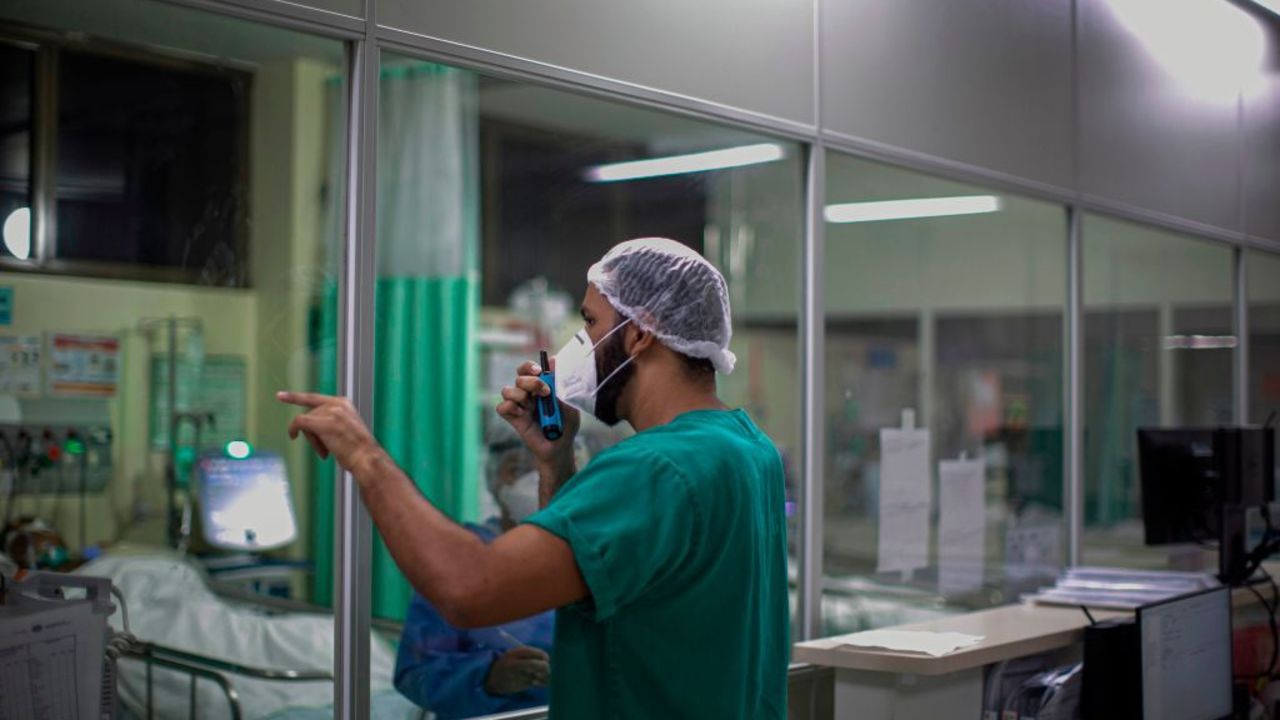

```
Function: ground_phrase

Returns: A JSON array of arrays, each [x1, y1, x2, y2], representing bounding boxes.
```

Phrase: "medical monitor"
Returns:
[[1138, 586, 1232, 720], [196, 450, 297, 551]]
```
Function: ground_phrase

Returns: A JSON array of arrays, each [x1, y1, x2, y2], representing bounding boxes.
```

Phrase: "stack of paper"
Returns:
[[1024, 567, 1220, 610]]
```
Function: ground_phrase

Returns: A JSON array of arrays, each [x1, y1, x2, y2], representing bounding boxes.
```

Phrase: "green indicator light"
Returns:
[[225, 440, 252, 460], [65, 438, 85, 455]]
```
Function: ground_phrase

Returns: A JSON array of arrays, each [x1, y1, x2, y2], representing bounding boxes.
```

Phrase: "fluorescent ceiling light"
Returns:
[[824, 195, 1002, 224], [1106, 0, 1265, 104], [1164, 334, 1238, 350], [585, 143, 785, 182]]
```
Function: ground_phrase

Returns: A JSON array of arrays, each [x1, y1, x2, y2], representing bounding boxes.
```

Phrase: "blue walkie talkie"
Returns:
[[535, 350, 563, 441]]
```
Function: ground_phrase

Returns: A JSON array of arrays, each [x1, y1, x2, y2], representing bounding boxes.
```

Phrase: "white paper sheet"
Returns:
[[876, 427, 931, 575], [1005, 517, 1062, 585], [938, 458, 987, 596], [840, 629, 985, 658], [0, 602, 100, 720]]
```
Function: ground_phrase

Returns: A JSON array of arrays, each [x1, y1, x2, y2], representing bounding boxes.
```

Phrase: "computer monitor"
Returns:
[[1138, 586, 1232, 720], [1138, 428, 1220, 546]]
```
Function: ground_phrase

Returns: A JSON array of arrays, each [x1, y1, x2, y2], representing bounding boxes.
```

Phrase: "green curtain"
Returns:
[[311, 62, 480, 621], [1089, 347, 1143, 526], [371, 278, 478, 618]]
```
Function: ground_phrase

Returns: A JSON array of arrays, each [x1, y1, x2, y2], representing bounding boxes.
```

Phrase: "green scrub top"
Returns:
[[525, 408, 789, 719]]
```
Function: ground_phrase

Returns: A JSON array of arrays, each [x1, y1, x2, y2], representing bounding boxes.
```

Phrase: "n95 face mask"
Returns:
[[553, 319, 633, 421], [498, 470, 540, 523]]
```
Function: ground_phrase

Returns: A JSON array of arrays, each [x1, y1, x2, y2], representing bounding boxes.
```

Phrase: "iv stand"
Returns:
[[138, 316, 211, 549]]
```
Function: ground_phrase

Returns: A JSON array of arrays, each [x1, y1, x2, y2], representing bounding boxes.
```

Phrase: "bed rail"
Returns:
[[118, 639, 333, 719]]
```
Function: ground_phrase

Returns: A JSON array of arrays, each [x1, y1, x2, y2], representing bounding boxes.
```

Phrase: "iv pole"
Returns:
[[138, 316, 212, 549]]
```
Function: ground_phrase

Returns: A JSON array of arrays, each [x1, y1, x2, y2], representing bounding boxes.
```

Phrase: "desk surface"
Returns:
[[793, 603, 1126, 676], [793, 581, 1278, 677]]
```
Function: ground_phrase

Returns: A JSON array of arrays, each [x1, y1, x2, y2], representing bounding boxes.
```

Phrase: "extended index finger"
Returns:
[[276, 390, 336, 408]]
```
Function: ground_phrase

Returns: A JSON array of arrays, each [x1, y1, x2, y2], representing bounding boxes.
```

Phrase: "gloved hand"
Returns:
[[485, 646, 551, 696]]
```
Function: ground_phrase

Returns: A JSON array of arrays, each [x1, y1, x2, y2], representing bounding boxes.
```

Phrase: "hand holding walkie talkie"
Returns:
[[534, 350, 564, 441]]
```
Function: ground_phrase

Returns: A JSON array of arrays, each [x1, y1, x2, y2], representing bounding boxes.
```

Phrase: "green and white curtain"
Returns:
[[313, 63, 481, 621]]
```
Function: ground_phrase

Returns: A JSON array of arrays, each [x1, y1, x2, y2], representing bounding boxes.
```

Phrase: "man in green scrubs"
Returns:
[[279, 238, 789, 718]]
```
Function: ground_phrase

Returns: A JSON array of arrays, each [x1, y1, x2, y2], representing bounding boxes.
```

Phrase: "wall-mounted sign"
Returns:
[[47, 333, 120, 397], [0, 287, 12, 326], [0, 335, 40, 395], [149, 354, 247, 451]]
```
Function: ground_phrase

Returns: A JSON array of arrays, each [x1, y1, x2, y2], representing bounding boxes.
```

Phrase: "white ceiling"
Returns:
[[4, 1, 779, 154], [476, 78, 769, 152]]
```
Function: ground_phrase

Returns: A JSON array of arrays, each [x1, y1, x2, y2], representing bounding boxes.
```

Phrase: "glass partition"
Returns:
[[367, 51, 803, 717], [822, 152, 1067, 635], [1081, 215, 1234, 569], [1250, 250, 1280, 494], [0, 0, 348, 715]]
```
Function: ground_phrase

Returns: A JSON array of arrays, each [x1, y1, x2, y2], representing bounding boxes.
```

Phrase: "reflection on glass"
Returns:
[[0, 0, 352, 716], [0, 42, 33, 260], [55, 49, 248, 281], [1081, 215, 1234, 569], [1249, 251, 1280, 493], [822, 154, 1066, 636], [371, 52, 802, 717]]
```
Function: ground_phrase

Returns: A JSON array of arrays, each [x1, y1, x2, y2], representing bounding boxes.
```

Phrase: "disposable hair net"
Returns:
[[587, 237, 736, 374]]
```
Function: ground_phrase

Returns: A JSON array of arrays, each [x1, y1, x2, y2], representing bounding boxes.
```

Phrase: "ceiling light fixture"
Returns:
[[584, 143, 785, 182], [824, 195, 1002, 224]]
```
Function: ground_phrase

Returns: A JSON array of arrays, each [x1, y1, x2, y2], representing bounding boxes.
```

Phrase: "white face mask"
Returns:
[[553, 319, 633, 421], [497, 470, 541, 523]]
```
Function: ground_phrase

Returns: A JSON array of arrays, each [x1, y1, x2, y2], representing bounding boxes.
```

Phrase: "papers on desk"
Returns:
[[839, 629, 985, 658], [1024, 566, 1221, 610], [876, 427, 932, 576]]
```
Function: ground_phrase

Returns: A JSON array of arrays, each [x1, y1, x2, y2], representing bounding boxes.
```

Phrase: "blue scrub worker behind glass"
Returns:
[[394, 422, 555, 718]]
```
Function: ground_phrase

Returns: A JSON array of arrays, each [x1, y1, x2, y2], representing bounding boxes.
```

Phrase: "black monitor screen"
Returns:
[[1138, 428, 1219, 546]]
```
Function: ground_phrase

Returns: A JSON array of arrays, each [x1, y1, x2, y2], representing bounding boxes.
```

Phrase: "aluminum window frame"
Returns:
[[41, 1, 1270, 717], [0, 23, 255, 286]]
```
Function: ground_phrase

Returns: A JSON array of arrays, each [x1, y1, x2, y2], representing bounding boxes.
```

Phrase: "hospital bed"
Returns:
[[72, 548, 424, 720], [59, 549, 941, 719]]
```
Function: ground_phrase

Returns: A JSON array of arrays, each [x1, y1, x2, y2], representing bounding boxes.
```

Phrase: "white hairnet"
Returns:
[[587, 237, 736, 375]]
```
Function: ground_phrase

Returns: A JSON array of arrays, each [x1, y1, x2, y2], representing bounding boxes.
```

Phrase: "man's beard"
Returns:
[[593, 323, 635, 426]]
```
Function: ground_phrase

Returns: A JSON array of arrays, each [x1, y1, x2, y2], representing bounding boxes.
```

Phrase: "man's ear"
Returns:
[[626, 324, 655, 357]]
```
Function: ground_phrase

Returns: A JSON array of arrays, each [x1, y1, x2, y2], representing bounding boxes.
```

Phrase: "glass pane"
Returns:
[[1081, 214, 1234, 569], [0, 0, 348, 715], [372, 52, 802, 717], [822, 153, 1067, 636], [0, 42, 33, 261], [1250, 250, 1280, 493], [54, 49, 248, 281]]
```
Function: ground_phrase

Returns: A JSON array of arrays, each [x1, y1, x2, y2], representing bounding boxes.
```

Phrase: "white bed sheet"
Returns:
[[77, 551, 419, 720]]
